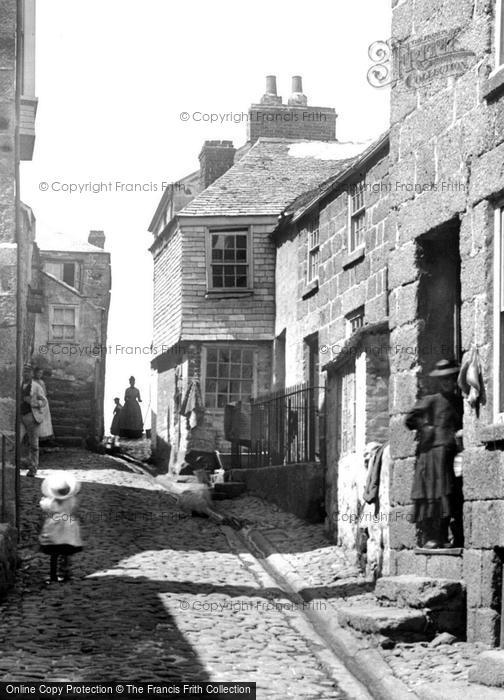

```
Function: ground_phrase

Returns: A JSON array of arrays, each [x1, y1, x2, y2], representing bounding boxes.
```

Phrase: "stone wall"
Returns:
[[230, 462, 325, 523], [388, 0, 504, 644]]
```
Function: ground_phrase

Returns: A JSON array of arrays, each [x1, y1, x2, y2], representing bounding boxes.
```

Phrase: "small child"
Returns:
[[38, 471, 83, 583]]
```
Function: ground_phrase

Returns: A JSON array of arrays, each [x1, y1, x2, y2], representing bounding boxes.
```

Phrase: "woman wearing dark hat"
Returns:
[[405, 359, 463, 548], [119, 376, 143, 439]]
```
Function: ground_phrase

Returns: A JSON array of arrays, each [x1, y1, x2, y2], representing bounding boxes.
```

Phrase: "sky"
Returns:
[[21, 0, 391, 430]]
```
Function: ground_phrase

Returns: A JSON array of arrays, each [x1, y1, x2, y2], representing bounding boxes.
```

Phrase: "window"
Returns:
[[204, 346, 255, 408], [496, 0, 504, 69], [346, 307, 365, 338], [307, 215, 320, 283], [50, 306, 77, 341], [349, 180, 366, 252], [45, 261, 78, 289], [494, 206, 504, 420], [209, 229, 249, 289]]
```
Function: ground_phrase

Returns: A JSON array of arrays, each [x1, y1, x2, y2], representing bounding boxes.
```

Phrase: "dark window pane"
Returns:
[[230, 365, 241, 378], [212, 235, 224, 249], [230, 394, 240, 403], [224, 248, 235, 261], [224, 236, 235, 249], [207, 348, 217, 362], [212, 249, 223, 261], [218, 380, 228, 394], [230, 349, 241, 363], [219, 349, 229, 363], [236, 236, 247, 248], [63, 264, 75, 287], [242, 365, 253, 379], [230, 381, 240, 394], [242, 350, 253, 364], [206, 380, 217, 393], [207, 363, 217, 377], [236, 249, 247, 260], [236, 275, 247, 287], [212, 272, 223, 287], [241, 381, 252, 397], [218, 362, 230, 377], [217, 394, 228, 407]]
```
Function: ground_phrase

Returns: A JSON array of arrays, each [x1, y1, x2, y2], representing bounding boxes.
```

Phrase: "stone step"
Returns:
[[375, 575, 464, 609], [337, 604, 428, 636], [416, 680, 504, 699], [469, 650, 504, 688], [53, 425, 87, 437]]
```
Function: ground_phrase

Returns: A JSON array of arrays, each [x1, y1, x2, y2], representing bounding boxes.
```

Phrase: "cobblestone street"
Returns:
[[0, 450, 369, 700]]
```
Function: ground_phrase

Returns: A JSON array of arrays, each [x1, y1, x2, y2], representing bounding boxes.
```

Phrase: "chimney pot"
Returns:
[[291, 75, 303, 93], [288, 75, 308, 106], [260, 74, 282, 105], [265, 75, 277, 96], [88, 230, 105, 249]]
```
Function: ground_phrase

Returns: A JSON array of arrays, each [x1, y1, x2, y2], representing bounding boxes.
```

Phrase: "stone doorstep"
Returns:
[[415, 680, 504, 699], [375, 575, 465, 610], [468, 650, 504, 688], [337, 604, 428, 636]]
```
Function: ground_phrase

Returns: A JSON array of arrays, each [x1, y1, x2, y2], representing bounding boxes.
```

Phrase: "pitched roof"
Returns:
[[178, 138, 371, 218], [38, 232, 108, 254]]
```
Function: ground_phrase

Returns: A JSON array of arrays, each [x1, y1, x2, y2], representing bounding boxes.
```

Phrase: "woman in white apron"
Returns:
[[33, 367, 54, 440]]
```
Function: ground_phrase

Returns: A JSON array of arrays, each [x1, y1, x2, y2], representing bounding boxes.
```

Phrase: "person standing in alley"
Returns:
[[33, 366, 54, 443], [405, 359, 462, 549], [39, 471, 83, 583], [20, 363, 47, 477], [119, 376, 143, 439], [110, 397, 122, 441]]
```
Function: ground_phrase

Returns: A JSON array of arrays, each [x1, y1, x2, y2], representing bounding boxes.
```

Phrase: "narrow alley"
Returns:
[[0, 450, 369, 699]]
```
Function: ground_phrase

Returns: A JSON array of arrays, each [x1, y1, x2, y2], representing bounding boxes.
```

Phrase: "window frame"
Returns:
[[306, 214, 320, 283], [493, 205, 504, 422], [49, 304, 79, 342], [201, 344, 258, 410], [348, 179, 366, 254], [44, 260, 80, 290], [495, 0, 504, 72], [346, 306, 365, 339], [206, 227, 252, 292]]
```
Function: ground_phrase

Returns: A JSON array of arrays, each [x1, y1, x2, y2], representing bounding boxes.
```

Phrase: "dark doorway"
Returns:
[[417, 221, 461, 380]]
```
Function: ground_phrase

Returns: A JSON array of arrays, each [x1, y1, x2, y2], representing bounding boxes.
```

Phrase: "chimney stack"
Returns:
[[88, 230, 105, 249], [248, 75, 337, 143], [198, 140, 236, 190], [288, 75, 307, 106], [261, 75, 282, 105]]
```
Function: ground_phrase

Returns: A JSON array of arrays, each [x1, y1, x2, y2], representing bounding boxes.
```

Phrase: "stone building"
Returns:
[[31, 231, 111, 446], [0, 0, 37, 531], [272, 133, 391, 561], [386, 0, 504, 645], [149, 77, 357, 472]]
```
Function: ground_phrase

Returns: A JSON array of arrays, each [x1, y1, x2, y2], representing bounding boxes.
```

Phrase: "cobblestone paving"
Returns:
[[223, 496, 489, 690], [2, 450, 368, 699]]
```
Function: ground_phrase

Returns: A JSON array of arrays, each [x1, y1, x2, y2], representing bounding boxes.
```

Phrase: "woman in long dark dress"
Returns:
[[110, 398, 122, 436], [405, 359, 463, 549], [119, 377, 143, 439]]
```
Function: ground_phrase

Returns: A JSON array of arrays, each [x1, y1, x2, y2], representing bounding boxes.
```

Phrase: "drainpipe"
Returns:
[[14, 0, 23, 530]]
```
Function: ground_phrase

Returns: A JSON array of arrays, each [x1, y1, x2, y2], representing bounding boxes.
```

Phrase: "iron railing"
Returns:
[[248, 382, 325, 468]]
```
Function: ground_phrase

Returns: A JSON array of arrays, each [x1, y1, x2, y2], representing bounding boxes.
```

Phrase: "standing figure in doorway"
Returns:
[[405, 359, 462, 548], [119, 377, 143, 439], [33, 367, 54, 442]]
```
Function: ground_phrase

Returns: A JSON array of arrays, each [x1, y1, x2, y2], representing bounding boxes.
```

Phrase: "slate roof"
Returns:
[[38, 232, 108, 254], [178, 138, 369, 218]]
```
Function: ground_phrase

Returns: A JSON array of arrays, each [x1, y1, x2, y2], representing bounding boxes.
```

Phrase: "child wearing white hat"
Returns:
[[38, 471, 83, 583]]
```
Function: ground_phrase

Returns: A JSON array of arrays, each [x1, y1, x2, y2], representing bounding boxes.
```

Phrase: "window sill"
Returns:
[[478, 422, 504, 444], [483, 65, 504, 101], [205, 290, 253, 299], [301, 279, 319, 300], [342, 246, 365, 269]]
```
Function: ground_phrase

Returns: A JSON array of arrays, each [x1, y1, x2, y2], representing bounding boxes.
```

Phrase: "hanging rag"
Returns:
[[363, 443, 385, 505], [458, 346, 482, 408], [180, 379, 205, 429]]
